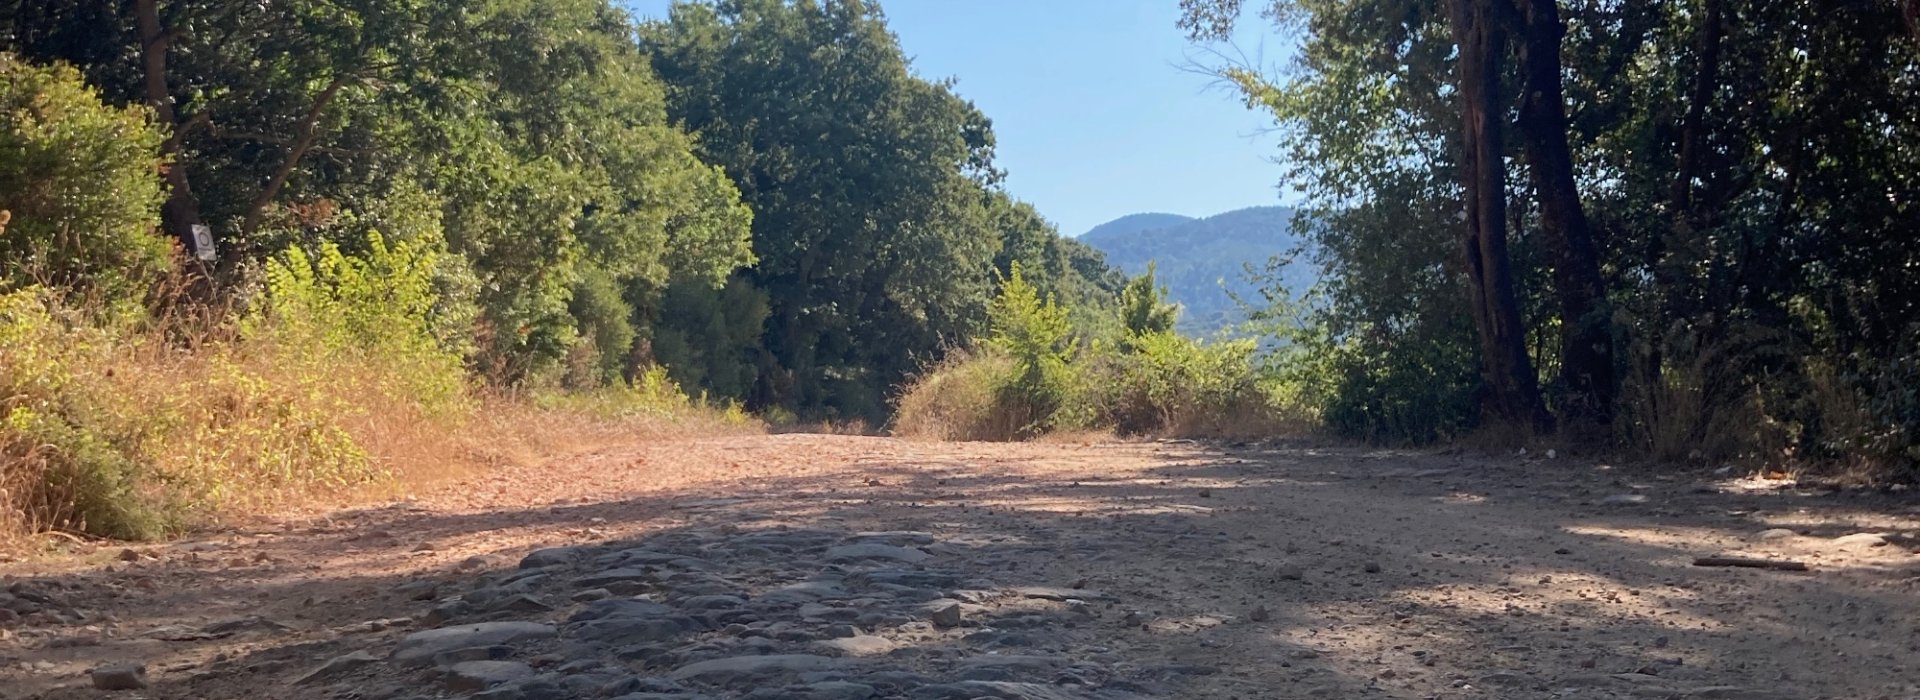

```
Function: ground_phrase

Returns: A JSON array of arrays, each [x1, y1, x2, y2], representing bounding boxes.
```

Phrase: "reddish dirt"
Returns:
[[2, 434, 1918, 699]]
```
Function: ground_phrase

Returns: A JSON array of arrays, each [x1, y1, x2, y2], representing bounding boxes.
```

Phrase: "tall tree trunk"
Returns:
[[133, 0, 208, 261], [1670, 0, 1723, 227], [1448, 0, 1551, 431], [1514, 0, 1615, 437], [1641, 0, 1726, 424]]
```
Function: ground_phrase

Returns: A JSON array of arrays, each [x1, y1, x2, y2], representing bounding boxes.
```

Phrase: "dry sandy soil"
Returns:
[[2, 434, 1918, 699]]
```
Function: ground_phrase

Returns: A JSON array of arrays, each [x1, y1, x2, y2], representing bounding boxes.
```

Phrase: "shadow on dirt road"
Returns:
[[2, 435, 1917, 699]]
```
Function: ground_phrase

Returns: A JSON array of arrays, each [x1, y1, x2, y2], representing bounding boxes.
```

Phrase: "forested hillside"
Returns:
[[1079, 206, 1314, 335], [0, 0, 1134, 539]]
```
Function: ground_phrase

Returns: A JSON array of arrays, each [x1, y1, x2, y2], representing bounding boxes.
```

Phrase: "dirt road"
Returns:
[[3, 435, 1917, 699]]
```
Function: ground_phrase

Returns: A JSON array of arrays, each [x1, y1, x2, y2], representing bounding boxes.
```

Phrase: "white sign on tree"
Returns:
[[191, 224, 217, 262]]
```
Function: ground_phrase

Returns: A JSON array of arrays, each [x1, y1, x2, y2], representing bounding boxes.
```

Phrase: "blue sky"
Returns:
[[623, 1, 1296, 237]]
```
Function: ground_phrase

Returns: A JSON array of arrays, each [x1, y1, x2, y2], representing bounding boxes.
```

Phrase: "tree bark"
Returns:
[[1447, 0, 1551, 431], [133, 0, 208, 260], [1670, 0, 1723, 227], [1514, 0, 1615, 436], [239, 75, 349, 238]]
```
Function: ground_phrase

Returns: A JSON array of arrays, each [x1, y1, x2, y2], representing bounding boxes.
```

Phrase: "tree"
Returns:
[[1188, 0, 1920, 469], [0, 53, 171, 301], [1446, 0, 1550, 430], [639, 0, 1010, 420], [1512, 0, 1613, 432], [3, 0, 757, 382], [1119, 262, 1180, 340]]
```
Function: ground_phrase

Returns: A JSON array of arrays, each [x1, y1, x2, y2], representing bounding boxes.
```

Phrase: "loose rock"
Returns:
[[90, 663, 147, 691]]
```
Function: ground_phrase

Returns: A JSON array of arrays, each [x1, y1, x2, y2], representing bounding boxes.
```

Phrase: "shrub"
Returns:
[[0, 291, 172, 538], [0, 230, 471, 541], [984, 264, 1078, 438], [1078, 332, 1289, 436], [891, 350, 1028, 441], [0, 53, 171, 303], [1315, 332, 1481, 445], [895, 266, 1308, 441], [245, 231, 469, 419]]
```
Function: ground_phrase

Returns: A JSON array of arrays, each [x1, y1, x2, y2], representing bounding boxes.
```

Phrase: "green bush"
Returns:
[[246, 231, 469, 419], [0, 53, 170, 303], [985, 264, 1078, 438], [1317, 335, 1480, 445], [1079, 332, 1285, 436], [891, 350, 1027, 441], [895, 266, 1307, 441], [652, 274, 771, 403], [0, 291, 173, 539]]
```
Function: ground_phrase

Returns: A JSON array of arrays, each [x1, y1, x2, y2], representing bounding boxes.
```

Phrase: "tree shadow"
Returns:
[[2, 437, 1916, 699]]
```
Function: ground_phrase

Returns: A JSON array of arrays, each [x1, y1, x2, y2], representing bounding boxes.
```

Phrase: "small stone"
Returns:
[[814, 634, 897, 657], [571, 588, 612, 603], [667, 654, 850, 684], [1010, 586, 1107, 601], [1758, 528, 1798, 541], [443, 660, 533, 691], [489, 594, 553, 613], [395, 580, 441, 601], [518, 547, 586, 569], [1601, 494, 1649, 505], [570, 616, 690, 645], [91, 663, 147, 691], [293, 651, 380, 685], [824, 543, 932, 564], [458, 554, 503, 571], [391, 622, 556, 666], [1275, 566, 1306, 581], [1198, 489, 1212, 498], [1363, 562, 1382, 573], [1248, 605, 1270, 622], [929, 602, 964, 628], [1831, 532, 1890, 548]]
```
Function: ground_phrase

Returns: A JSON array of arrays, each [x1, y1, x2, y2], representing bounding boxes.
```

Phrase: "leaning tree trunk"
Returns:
[[1514, 0, 1615, 437], [1448, 0, 1551, 431], [133, 0, 209, 263]]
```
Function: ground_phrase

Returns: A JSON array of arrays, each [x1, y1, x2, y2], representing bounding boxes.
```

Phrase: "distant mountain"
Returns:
[[1081, 213, 1195, 245], [1077, 206, 1315, 335]]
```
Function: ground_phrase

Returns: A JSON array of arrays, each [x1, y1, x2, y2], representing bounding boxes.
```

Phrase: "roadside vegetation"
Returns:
[[4, 0, 1919, 547]]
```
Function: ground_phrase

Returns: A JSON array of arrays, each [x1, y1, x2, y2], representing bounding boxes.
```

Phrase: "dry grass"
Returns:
[[892, 344, 1315, 443], [0, 289, 760, 551], [1615, 327, 1778, 466], [891, 351, 1030, 442]]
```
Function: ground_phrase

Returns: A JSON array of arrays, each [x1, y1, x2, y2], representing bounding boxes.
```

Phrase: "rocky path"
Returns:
[[3, 435, 1919, 699]]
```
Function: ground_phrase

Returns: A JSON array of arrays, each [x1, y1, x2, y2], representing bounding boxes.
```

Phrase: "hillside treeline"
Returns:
[[0, 0, 1121, 421], [0, 0, 1135, 539]]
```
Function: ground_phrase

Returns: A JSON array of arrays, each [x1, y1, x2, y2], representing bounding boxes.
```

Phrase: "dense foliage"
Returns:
[[637, 0, 1122, 421], [2, 0, 757, 383], [0, 55, 170, 304], [0, 0, 1131, 537], [894, 264, 1303, 442], [1186, 0, 1920, 474], [0, 0, 1121, 413]]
